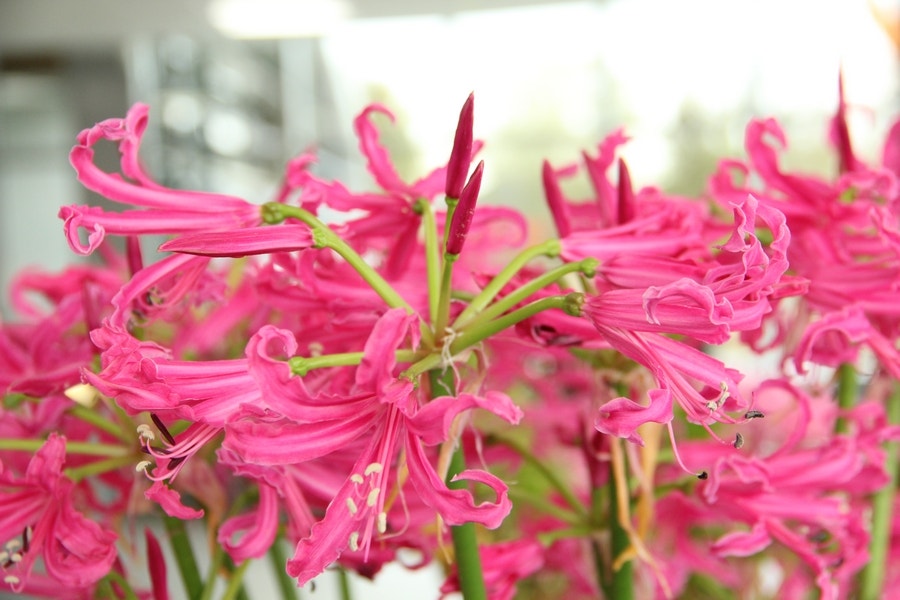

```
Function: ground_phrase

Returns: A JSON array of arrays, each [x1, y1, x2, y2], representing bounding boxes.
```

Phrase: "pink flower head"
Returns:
[[62, 103, 260, 255], [0, 434, 117, 592]]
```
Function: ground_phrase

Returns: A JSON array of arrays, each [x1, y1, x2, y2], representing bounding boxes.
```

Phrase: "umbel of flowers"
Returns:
[[2, 79, 900, 600]]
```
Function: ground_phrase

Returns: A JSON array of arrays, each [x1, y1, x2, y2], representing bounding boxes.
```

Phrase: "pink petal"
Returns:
[[594, 389, 673, 445]]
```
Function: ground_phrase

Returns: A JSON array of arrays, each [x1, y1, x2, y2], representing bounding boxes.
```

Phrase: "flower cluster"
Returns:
[[2, 81, 900, 599]]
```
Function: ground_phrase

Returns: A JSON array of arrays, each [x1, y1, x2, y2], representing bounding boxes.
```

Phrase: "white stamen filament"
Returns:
[[346, 498, 358, 516]]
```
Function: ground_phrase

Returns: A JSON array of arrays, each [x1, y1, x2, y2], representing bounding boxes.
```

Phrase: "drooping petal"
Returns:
[[594, 389, 674, 445]]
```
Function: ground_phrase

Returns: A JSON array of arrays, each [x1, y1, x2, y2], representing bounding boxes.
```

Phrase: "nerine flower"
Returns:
[[0, 434, 117, 592], [60, 103, 261, 255]]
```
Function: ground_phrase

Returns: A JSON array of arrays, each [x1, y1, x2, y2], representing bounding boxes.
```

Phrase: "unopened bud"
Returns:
[[445, 93, 475, 199], [542, 160, 571, 238], [446, 160, 484, 255], [617, 158, 635, 224]]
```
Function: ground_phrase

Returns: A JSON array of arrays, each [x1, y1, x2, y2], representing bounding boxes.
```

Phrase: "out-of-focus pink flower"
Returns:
[[0, 434, 117, 592]]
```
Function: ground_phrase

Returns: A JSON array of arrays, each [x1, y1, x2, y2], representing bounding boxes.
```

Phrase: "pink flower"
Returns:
[[440, 539, 544, 600], [0, 434, 117, 592], [61, 103, 260, 255]]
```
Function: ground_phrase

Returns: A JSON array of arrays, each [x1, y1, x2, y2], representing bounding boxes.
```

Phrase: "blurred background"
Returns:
[[0, 0, 898, 595]]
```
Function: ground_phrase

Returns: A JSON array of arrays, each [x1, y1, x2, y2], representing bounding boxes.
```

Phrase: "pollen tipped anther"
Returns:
[[349, 532, 360, 552], [346, 498, 359, 516], [733, 433, 745, 449], [364, 463, 384, 476], [366, 488, 381, 508]]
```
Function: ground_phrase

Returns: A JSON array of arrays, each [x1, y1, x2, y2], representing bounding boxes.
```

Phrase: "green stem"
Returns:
[[489, 434, 587, 519], [444, 197, 459, 244], [269, 536, 300, 600], [429, 369, 487, 600], [452, 239, 562, 326], [69, 404, 134, 444], [592, 484, 611, 598], [262, 203, 413, 314], [434, 253, 459, 339], [221, 559, 251, 600], [64, 455, 136, 482], [858, 385, 900, 600], [835, 363, 857, 434], [607, 452, 634, 600], [507, 488, 584, 526], [289, 350, 418, 376], [456, 258, 598, 331], [403, 294, 583, 381], [338, 567, 353, 600], [164, 515, 204, 600], [0, 438, 129, 456], [417, 198, 442, 326], [102, 569, 140, 600]]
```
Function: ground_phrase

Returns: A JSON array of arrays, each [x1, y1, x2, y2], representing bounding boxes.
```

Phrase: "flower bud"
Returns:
[[617, 158, 635, 224], [446, 160, 484, 255], [445, 93, 475, 199]]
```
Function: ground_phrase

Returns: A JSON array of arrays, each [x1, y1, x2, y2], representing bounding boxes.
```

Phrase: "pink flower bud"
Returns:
[[617, 158, 635, 224], [446, 160, 484, 255], [541, 160, 572, 238], [445, 93, 475, 199]]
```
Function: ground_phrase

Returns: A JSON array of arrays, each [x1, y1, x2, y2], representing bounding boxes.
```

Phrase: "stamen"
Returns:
[[697, 471, 709, 480], [366, 488, 381, 508], [377, 512, 387, 534], [8, 553, 21, 564], [22, 528, 30, 553], [136, 460, 153, 473], [64, 383, 99, 408], [3, 575, 19, 586], [136, 424, 156, 442], [350, 474, 365, 485], [744, 410, 765, 420], [346, 498, 358, 516], [348, 532, 360, 552], [5, 540, 20, 553], [364, 463, 384, 476], [0, 551, 8, 564], [150, 413, 177, 445], [733, 433, 745, 449]]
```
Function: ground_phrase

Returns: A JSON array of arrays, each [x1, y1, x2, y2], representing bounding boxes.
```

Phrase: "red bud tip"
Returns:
[[833, 70, 857, 174], [445, 92, 475, 199], [446, 160, 484, 255], [617, 158, 635, 224], [542, 160, 572, 238]]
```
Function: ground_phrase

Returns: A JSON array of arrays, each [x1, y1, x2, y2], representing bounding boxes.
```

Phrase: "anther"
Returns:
[[350, 474, 364, 485], [136, 424, 156, 442], [349, 532, 360, 552], [136, 460, 153, 473], [3, 575, 20, 586], [744, 410, 765, 419], [8, 553, 21, 564], [377, 512, 387, 534], [0, 551, 7, 564], [364, 463, 383, 476], [346, 498, 358, 516], [733, 433, 744, 449], [697, 471, 709, 480], [5, 540, 21, 553], [366, 488, 380, 508], [150, 414, 176, 445]]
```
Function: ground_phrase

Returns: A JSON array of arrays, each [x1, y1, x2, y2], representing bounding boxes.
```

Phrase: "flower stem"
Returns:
[[269, 536, 300, 600], [337, 567, 353, 600], [64, 455, 136, 482], [859, 385, 900, 600], [607, 441, 635, 600], [452, 239, 562, 327], [835, 362, 857, 434], [221, 559, 251, 600], [163, 515, 204, 600], [416, 198, 442, 326], [429, 368, 487, 600], [488, 433, 587, 519], [455, 257, 597, 331], [290, 350, 418, 376], [434, 252, 459, 340], [262, 202, 413, 314], [403, 294, 583, 381], [68, 404, 134, 444], [0, 438, 130, 456]]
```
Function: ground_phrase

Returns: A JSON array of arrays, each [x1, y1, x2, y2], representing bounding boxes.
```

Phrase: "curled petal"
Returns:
[[711, 521, 772, 557], [353, 104, 409, 196], [145, 481, 204, 519], [219, 483, 279, 562], [408, 391, 523, 445], [594, 389, 673, 445], [405, 432, 511, 529]]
